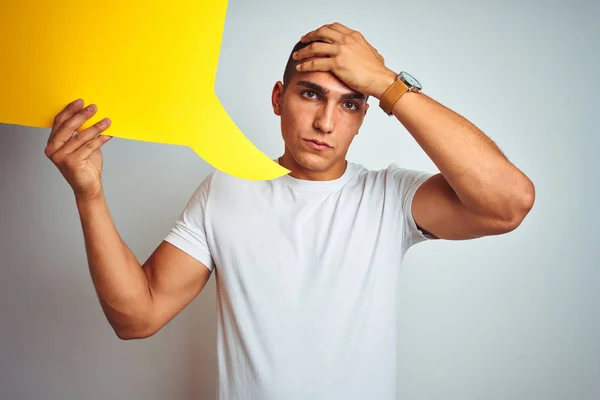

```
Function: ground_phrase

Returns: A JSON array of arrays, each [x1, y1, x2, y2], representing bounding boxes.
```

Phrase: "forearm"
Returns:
[[75, 190, 153, 336], [388, 87, 534, 221]]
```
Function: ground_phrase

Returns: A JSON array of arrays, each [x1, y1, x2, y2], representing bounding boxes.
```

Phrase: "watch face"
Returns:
[[400, 71, 422, 90]]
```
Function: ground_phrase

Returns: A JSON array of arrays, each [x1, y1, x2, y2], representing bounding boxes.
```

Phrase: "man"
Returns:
[[45, 22, 534, 400]]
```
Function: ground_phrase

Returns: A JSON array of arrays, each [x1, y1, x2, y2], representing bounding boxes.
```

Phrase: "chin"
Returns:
[[293, 151, 333, 172]]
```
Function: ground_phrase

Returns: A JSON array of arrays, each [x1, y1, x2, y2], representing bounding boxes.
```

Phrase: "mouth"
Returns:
[[304, 139, 332, 150]]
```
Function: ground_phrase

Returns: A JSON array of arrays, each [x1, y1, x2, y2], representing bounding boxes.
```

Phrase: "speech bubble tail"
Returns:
[[188, 93, 290, 180], [189, 142, 289, 180]]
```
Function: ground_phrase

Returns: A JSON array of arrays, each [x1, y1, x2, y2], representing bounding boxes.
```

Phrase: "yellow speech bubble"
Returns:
[[0, 1, 290, 180]]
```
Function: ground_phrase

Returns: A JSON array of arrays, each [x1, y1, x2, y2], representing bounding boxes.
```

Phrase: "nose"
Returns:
[[313, 103, 335, 134]]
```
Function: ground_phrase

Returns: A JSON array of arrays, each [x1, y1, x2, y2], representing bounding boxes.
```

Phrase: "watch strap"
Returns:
[[379, 75, 408, 115]]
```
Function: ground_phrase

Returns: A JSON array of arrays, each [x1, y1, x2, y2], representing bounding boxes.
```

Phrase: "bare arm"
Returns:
[[386, 89, 535, 240], [367, 70, 535, 240], [77, 193, 212, 339], [46, 99, 211, 340]]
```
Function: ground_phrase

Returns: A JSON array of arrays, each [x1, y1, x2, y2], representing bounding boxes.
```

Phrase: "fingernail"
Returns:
[[87, 104, 97, 112], [75, 99, 83, 107], [292, 51, 297, 59], [104, 118, 111, 125]]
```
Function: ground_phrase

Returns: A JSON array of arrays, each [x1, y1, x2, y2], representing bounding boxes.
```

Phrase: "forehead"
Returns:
[[290, 70, 363, 98]]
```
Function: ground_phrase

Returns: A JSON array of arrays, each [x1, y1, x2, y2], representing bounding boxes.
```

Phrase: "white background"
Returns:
[[1, 0, 598, 398]]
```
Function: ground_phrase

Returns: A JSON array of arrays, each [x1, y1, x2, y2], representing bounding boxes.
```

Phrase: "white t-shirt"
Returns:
[[165, 160, 435, 400]]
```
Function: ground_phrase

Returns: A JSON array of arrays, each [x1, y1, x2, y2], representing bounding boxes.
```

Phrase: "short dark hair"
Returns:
[[282, 39, 327, 89]]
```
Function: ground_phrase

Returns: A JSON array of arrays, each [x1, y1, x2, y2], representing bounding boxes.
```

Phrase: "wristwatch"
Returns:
[[379, 71, 422, 115]]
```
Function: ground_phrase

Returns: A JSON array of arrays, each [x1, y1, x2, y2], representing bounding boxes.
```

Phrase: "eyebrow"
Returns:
[[296, 80, 366, 102]]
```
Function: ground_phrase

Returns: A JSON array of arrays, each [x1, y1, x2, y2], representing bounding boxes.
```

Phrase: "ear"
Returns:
[[272, 81, 285, 116]]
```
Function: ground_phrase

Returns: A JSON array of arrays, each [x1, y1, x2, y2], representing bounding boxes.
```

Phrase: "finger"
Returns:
[[47, 103, 98, 155], [70, 134, 113, 161], [327, 22, 353, 35], [48, 98, 84, 144], [301, 26, 344, 44], [297, 58, 333, 73], [54, 117, 112, 158], [294, 42, 339, 61]]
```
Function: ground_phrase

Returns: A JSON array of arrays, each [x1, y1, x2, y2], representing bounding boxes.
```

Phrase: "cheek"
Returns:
[[339, 118, 361, 137], [280, 117, 301, 149], [283, 97, 313, 120], [281, 109, 308, 137]]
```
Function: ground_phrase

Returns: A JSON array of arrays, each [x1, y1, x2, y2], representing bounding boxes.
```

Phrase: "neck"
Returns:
[[278, 154, 348, 181]]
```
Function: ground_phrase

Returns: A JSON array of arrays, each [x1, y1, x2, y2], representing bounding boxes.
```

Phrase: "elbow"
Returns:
[[514, 179, 535, 224], [101, 298, 160, 340], [111, 318, 159, 341], [115, 326, 157, 341], [115, 329, 154, 341], [500, 180, 536, 232]]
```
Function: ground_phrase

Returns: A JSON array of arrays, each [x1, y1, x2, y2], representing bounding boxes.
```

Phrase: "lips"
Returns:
[[305, 139, 331, 148]]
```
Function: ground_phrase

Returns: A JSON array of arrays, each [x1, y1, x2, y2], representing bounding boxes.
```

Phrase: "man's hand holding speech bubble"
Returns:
[[0, 0, 290, 181]]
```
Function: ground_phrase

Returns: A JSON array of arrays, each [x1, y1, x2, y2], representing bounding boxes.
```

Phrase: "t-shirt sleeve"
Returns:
[[164, 173, 215, 271], [386, 163, 437, 250]]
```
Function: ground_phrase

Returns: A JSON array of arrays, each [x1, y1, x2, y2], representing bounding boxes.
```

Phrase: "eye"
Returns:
[[302, 90, 319, 99], [344, 101, 358, 110]]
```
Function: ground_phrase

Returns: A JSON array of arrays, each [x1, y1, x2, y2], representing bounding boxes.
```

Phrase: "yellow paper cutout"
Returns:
[[0, 1, 290, 180]]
